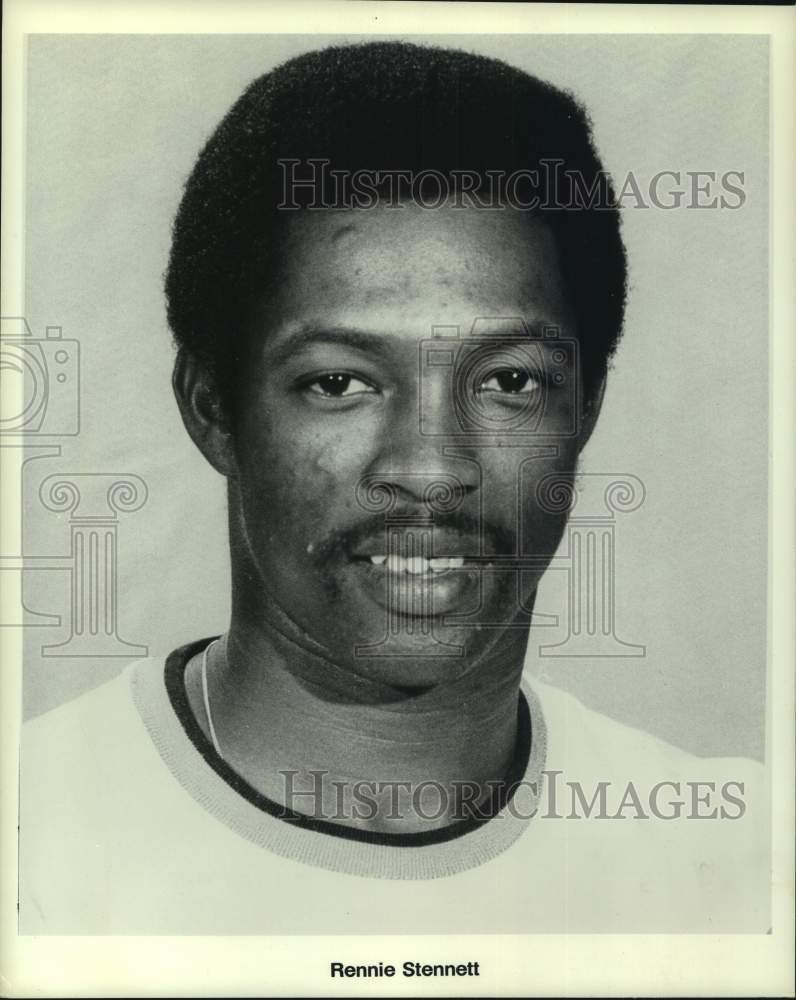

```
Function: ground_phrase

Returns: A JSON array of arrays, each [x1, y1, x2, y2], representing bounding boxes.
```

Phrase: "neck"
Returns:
[[186, 599, 531, 834]]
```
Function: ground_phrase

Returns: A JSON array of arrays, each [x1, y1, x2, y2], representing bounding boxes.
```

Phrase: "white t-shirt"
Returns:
[[19, 640, 769, 934]]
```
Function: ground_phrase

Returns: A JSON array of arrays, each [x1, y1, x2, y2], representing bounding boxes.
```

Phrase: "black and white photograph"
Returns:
[[2, 2, 793, 996]]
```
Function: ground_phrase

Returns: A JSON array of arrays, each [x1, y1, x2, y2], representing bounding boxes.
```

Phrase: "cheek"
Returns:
[[478, 445, 579, 543], [480, 443, 578, 499], [234, 421, 367, 548], [520, 448, 580, 555]]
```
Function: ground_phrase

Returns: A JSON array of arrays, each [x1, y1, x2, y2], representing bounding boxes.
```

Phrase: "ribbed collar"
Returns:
[[131, 638, 547, 880]]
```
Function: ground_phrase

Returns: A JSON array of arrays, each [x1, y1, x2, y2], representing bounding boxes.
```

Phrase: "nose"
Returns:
[[360, 370, 480, 512]]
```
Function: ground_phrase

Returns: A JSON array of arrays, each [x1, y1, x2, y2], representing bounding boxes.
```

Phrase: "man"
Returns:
[[20, 41, 767, 933]]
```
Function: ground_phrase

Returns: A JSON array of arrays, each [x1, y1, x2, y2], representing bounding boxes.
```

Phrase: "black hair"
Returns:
[[165, 41, 627, 402]]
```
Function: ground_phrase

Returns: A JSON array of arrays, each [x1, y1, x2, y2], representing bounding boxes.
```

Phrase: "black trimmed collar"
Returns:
[[165, 636, 533, 848]]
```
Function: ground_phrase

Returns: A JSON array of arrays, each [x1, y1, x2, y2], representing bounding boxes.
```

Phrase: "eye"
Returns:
[[478, 369, 541, 395], [305, 373, 377, 398]]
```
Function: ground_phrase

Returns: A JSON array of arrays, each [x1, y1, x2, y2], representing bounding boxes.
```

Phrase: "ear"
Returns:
[[577, 371, 607, 454], [172, 350, 237, 477]]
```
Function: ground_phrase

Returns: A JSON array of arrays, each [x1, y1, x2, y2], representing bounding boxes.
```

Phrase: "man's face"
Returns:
[[226, 203, 591, 689]]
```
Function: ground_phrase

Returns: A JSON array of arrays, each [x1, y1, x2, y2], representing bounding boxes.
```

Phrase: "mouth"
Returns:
[[363, 554, 465, 576], [346, 530, 488, 618]]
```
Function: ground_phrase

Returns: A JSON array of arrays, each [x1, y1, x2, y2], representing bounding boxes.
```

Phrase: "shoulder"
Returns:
[[527, 672, 765, 784], [24, 659, 156, 748], [19, 658, 180, 932], [22, 658, 167, 809], [25, 661, 138, 728], [523, 673, 769, 932]]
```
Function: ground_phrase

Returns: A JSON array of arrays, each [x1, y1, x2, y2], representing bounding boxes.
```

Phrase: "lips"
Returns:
[[350, 557, 476, 617], [351, 527, 482, 559], [346, 535, 484, 617], [342, 524, 503, 619]]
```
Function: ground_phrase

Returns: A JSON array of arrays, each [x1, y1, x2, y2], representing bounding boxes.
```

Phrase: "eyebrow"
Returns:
[[264, 319, 567, 367], [266, 325, 392, 366]]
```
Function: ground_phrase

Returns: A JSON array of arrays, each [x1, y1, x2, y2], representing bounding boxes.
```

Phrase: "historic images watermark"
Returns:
[[278, 159, 748, 211], [276, 768, 749, 823]]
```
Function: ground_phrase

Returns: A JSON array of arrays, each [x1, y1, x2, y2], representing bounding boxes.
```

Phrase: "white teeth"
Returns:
[[368, 555, 465, 574]]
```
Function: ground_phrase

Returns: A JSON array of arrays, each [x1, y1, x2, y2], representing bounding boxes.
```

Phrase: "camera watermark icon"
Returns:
[[419, 319, 580, 439], [0, 317, 79, 436], [1, 316, 149, 656], [1, 317, 80, 628]]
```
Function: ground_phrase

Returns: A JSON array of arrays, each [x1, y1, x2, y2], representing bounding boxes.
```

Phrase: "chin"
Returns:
[[332, 619, 511, 692]]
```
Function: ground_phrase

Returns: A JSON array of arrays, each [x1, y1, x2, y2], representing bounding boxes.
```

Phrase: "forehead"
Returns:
[[261, 203, 573, 335]]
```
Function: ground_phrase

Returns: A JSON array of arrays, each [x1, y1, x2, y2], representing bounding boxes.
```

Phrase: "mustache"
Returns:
[[313, 508, 517, 562]]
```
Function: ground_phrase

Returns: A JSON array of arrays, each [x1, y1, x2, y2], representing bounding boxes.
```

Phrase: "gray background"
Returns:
[[20, 33, 769, 759]]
